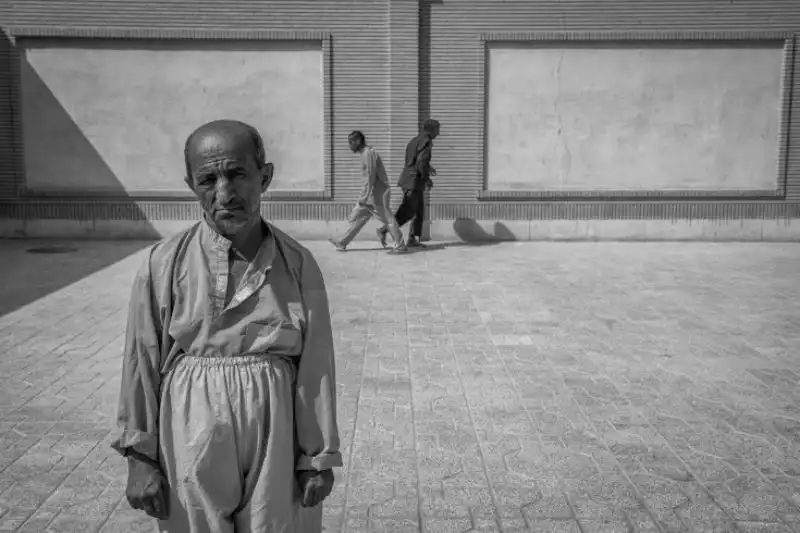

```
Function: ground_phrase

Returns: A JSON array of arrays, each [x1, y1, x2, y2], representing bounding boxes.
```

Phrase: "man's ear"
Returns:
[[261, 162, 274, 193], [184, 174, 196, 193]]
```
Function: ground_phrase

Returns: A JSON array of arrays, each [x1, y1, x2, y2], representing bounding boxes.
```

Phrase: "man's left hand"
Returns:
[[297, 469, 335, 507]]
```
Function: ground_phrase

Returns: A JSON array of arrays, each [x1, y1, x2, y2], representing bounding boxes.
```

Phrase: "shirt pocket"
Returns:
[[241, 320, 302, 355]]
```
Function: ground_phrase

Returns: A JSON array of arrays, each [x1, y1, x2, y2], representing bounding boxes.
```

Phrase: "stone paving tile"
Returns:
[[0, 239, 799, 532]]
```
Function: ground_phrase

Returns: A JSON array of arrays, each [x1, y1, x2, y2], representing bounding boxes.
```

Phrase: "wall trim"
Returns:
[[478, 31, 797, 201], [778, 34, 797, 200], [478, 30, 794, 42], [1, 199, 798, 221], [0, 31, 18, 198], [6, 26, 330, 41], [4, 29, 24, 199], [6, 27, 334, 201], [477, 190, 784, 201], [21, 189, 330, 201]]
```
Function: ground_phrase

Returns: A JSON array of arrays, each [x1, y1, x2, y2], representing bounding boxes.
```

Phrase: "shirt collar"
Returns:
[[200, 214, 232, 251], [200, 215, 276, 273]]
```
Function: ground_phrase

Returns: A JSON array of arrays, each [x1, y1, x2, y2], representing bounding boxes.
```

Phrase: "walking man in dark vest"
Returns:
[[389, 119, 440, 248]]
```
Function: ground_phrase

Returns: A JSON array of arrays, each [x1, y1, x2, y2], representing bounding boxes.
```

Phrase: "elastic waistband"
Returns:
[[178, 354, 295, 367]]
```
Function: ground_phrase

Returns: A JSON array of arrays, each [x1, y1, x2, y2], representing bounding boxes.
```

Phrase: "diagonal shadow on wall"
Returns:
[[0, 36, 159, 318]]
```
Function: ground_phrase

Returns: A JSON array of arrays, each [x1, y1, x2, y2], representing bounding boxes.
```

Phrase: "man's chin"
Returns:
[[212, 215, 249, 236]]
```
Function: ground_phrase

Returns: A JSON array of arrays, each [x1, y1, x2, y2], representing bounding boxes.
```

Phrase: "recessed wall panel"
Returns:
[[20, 38, 324, 193], [486, 41, 784, 191]]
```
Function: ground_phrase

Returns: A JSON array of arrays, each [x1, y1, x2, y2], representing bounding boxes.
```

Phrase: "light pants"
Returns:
[[339, 196, 403, 247], [156, 355, 321, 533]]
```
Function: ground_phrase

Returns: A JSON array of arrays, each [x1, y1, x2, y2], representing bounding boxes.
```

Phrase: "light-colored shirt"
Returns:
[[111, 218, 342, 472], [357, 145, 389, 205]]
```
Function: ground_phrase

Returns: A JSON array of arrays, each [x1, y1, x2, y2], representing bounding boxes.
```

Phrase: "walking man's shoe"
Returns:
[[406, 237, 425, 248], [388, 243, 408, 254], [328, 238, 347, 252], [376, 227, 388, 249]]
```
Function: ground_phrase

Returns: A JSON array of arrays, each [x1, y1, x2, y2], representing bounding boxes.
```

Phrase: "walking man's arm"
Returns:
[[356, 147, 379, 206], [415, 139, 434, 189], [365, 147, 379, 186], [367, 148, 392, 206], [295, 251, 343, 507]]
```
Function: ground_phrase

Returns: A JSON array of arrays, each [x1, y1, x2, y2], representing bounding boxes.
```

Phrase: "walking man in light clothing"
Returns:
[[329, 131, 406, 253]]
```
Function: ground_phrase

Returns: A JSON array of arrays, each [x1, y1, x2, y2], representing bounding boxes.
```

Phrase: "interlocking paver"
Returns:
[[1, 238, 799, 532]]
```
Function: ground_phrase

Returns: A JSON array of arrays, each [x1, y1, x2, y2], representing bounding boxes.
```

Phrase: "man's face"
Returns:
[[185, 131, 273, 239], [431, 124, 440, 138], [348, 135, 362, 153]]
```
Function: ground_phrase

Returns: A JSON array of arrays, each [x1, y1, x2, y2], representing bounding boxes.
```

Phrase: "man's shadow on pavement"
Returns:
[[412, 218, 517, 252]]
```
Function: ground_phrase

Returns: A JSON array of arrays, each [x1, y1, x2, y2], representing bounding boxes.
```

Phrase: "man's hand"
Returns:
[[126, 457, 169, 520], [429, 167, 437, 177], [297, 469, 335, 507], [425, 179, 434, 191]]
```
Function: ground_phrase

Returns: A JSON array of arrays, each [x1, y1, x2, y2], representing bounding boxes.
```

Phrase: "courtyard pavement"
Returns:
[[0, 237, 798, 532]]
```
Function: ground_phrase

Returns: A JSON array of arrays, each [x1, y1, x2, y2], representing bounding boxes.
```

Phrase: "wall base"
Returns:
[[1, 218, 799, 242]]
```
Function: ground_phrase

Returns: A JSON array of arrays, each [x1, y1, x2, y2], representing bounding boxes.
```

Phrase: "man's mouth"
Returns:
[[216, 207, 245, 218]]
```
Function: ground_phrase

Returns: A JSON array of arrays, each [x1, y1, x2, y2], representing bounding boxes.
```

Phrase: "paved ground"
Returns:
[[0, 238, 799, 533]]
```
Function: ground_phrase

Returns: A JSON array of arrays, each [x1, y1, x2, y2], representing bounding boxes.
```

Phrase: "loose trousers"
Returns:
[[339, 194, 402, 247], [393, 188, 425, 241], [156, 355, 321, 533]]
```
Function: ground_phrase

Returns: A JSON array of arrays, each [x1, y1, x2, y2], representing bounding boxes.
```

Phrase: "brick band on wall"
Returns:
[[1, 200, 798, 221]]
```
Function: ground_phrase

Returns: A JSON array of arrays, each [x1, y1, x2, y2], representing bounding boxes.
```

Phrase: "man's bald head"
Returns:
[[184, 119, 266, 178]]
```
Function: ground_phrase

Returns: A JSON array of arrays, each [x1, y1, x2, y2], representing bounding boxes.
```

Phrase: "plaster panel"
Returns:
[[20, 38, 324, 193], [486, 41, 784, 191]]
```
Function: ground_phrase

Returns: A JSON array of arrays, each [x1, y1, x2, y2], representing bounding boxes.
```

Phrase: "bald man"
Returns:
[[111, 120, 341, 533]]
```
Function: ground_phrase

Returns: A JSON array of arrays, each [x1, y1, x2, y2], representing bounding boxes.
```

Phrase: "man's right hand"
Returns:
[[126, 457, 169, 520]]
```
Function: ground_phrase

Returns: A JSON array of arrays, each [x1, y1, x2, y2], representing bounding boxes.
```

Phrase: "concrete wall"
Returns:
[[422, 0, 800, 205], [20, 38, 324, 194], [0, 0, 799, 241], [486, 41, 783, 192], [0, 0, 412, 203]]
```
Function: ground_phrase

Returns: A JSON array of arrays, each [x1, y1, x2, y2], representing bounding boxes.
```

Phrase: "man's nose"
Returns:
[[215, 177, 235, 203]]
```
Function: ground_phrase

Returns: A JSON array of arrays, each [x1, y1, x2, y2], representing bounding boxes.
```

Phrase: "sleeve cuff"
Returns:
[[296, 451, 343, 472], [110, 428, 158, 462]]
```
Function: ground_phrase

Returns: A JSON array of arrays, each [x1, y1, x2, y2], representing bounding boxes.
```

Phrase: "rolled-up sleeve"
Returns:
[[295, 252, 343, 472], [110, 248, 164, 462]]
